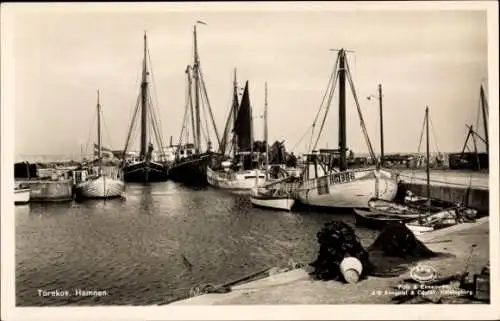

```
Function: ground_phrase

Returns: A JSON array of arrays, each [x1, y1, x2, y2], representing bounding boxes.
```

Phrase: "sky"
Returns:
[[5, 3, 491, 160]]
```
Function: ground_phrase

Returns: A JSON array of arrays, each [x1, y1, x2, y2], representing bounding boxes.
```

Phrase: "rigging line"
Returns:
[[188, 71, 196, 146], [177, 73, 193, 153], [147, 46, 166, 142], [412, 111, 427, 183], [428, 116, 441, 154], [147, 91, 166, 149], [218, 89, 236, 154], [148, 96, 163, 156], [475, 91, 481, 134], [147, 94, 167, 160], [416, 112, 426, 154], [470, 127, 487, 145], [201, 93, 212, 146], [307, 54, 340, 153], [291, 125, 314, 153], [199, 66, 221, 147], [312, 70, 339, 151], [198, 97, 210, 147], [177, 88, 190, 149], [84, 110, 98, 160], [123, 60, 143, 126], [101, 110, 114, 150], [146, 99, 163, 158], [218, 105, 233, 155], [345, 58, 376, 160], [122, 94, 141, 158]]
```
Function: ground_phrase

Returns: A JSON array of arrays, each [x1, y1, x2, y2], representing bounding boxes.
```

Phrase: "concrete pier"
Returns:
[[170, 217, 489, 305], [397, 169, 489, 215], [16, 179, 73, 202]]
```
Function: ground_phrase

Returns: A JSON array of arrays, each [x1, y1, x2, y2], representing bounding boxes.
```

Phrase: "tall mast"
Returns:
[[232, 68, 238, 157], [480, 85, 489, 154], [250, 82, 254, 165], [186, 65, 196, 145], [378, 83, 385, 165], [338, 49, 347, 171], [193, 25, 201, 152], [264, 82, 269, 179], [97, 89, 102, 170], [140, 32, 149, 160], [425, 106, 430, 208]]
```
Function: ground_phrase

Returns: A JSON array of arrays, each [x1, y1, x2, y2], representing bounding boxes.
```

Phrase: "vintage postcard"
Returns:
[[1, 1, 498, 320]]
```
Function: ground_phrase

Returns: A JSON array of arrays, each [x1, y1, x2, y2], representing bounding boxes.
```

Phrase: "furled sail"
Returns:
[[233, 81, 252, 152]]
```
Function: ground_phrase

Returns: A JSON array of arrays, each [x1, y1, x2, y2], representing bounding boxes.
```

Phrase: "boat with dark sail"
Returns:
[[206, 79, 269, 191], [294, 49, 399, 209], [168, 22, 222, 186], [121, 32, 169, 183]]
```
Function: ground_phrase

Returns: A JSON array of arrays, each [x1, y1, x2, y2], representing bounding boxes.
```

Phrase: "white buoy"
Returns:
[[340, 257, 363, 284]]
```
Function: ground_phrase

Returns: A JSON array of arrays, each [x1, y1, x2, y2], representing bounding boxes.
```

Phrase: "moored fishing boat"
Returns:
[[248, 82, 298, 209], [294, 49, 399, 209], [369, 107, 477, 234], [121, 32, 169, 183], [169, 22, 222, 186], [74, 91, 125, 199], [250, 193, 295, 211], [354, 209, 414, 230], [250, 175, 299, 211], [14, 184, 31, 205], [207, 79, 271, 192]]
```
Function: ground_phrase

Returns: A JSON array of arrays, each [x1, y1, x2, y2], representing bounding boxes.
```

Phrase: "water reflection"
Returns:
[[16, 181, 362, 306]]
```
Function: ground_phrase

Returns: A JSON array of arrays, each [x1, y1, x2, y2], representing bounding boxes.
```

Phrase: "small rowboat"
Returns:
[[250, 193, 295, 211], [353, 208, 418, 230], [405, 222, 435, 234]]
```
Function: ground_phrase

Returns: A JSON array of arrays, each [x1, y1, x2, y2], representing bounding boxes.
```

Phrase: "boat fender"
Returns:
[[340, 257, 363, 284]]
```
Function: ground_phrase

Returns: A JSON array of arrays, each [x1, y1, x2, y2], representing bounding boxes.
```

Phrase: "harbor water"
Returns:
[[16, 181, 379, 306]]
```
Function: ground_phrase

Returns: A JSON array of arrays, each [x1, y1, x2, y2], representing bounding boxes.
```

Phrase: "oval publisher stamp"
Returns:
[[409, 264, 438, 283]]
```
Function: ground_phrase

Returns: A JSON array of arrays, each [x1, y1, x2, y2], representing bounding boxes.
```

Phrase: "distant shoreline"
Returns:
[[15, 150, 487, 163]]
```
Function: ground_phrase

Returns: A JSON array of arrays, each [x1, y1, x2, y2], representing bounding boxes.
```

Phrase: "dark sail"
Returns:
[[219, 82, 240, 155], [233, 81, 252, 152]]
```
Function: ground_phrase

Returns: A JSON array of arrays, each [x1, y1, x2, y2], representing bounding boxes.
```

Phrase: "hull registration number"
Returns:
[[329, 172, 356, 185]]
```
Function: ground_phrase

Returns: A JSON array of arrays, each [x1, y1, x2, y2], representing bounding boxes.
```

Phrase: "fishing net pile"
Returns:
[[367, 222, 437, 258], [309, 221, 372, 281], [310, 221, 440, 282]]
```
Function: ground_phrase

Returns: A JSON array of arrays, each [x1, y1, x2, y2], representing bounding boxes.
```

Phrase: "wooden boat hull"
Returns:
[[207, 166, 266, 191], [354, 208, 415, 230], [123, 161, 168, 183], [297, 168, 398, 209], [368, 199, 422, 218], [405, 223, 435, 234], [250, 195, 295, 211], [14, 188, 31, 205], [76, 176, 125, 199], [168, 154, 212, 186]]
